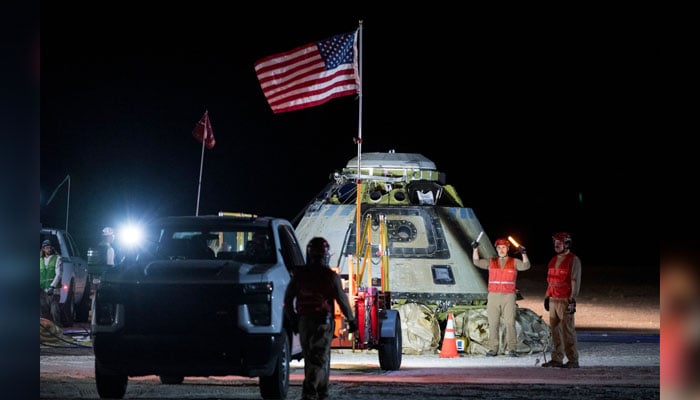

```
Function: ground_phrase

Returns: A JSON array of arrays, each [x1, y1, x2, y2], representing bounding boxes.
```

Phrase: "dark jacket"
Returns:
[[284, 262, 354, 321]]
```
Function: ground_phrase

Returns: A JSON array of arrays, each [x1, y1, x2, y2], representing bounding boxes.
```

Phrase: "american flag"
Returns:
[[254, 31, 359, 114]]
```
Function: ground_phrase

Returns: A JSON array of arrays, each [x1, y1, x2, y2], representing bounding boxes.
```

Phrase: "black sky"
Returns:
[[40, 6, 655, 268]]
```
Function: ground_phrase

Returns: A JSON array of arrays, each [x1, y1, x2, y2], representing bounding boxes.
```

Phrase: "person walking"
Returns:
[[284, 237, 358, 400], [472, 237, 530, 356], [542, 231, 582, 368], [40, 239, 63, 322]]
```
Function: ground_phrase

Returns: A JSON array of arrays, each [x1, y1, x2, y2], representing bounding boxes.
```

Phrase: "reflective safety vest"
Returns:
[[40, 255, 58, 289], [293, 264, 336, 315], [546, 253, 575, 299], [487, 257, 517, 294]]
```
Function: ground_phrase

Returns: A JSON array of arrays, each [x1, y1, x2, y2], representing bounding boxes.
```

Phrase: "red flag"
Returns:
[[192, 110, 215, 149], [254, 31, 359, 114]]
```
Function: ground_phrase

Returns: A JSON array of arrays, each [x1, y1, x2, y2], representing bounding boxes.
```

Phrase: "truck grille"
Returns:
[[121, 283, 268, 334]]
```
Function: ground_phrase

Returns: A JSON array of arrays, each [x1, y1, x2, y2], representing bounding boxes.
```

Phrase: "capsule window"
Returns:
[[431, 265, 455, 285]]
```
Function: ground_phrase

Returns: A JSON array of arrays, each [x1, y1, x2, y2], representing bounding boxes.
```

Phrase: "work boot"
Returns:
[[564, 361, 579, 369], [542, 360, 564, 367], [507, 351, 518, 357], [485, 350, 497, 357]]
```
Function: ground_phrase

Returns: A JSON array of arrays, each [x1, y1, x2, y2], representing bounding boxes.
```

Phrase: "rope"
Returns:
[[40, 318, 93, 348]]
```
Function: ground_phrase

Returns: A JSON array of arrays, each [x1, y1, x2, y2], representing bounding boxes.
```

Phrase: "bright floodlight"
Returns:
[[119, 224, 144, 248]]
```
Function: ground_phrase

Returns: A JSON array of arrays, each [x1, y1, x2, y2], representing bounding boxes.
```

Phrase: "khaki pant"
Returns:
[[486, 292, 517, 353], [548, 297, 578, 363], [298, 314, 334, 400]]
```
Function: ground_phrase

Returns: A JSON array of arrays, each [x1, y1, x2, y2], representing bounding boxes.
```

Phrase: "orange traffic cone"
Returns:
[[439, 313, 459, 358]]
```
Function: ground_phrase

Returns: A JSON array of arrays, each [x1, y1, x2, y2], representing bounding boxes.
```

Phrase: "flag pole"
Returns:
[[195, 111, 207, 216], [354, 21, 364, 265], [45, 174, 71, 232]]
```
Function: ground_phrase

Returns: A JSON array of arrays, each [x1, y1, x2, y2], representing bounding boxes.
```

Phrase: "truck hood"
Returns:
[[102, 259, 277, 285]]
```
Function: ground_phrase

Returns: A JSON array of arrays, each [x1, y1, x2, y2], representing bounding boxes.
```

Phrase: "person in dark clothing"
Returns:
[[284, 237, 358, 400], [244, 232, 273, 262]]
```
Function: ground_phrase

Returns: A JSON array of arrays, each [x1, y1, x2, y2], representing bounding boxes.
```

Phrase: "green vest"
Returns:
[[40, 255, 58, 289]]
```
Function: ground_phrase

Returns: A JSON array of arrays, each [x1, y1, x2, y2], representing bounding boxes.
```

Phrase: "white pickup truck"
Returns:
[[91, 213, 306, 399]]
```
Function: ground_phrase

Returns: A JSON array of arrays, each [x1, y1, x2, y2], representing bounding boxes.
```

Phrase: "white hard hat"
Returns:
[[102, 227, 114, 236]]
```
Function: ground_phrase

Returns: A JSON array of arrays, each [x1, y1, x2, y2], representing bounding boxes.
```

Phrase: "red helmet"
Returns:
[[494, 238, 510, 247], [552, 232, 572, 246], [306, 237, 331, 265]]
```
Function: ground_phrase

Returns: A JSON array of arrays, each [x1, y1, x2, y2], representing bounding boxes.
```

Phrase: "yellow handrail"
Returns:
[[379, 214, 389, 291], [356, 214, 372, 286], [355, 213, 389, 291]]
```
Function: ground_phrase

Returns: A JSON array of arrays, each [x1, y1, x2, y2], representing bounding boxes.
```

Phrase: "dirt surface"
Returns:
[[40, 376, 660, 400], [516, 263, 659, 333], [41, 342, 661, 399], [40, 344, 661, 400], [39, 262, 660, 399]]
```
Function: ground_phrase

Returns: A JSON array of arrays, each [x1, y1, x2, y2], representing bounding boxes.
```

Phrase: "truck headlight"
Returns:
[[95, 302, 116, 325], [243, 282, 273, 326], [94, 282, 120, 326], [242, 282, 273, 294]]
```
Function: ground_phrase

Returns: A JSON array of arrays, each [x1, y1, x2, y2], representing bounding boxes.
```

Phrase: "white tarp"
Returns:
[[397, 303, 441, 354]]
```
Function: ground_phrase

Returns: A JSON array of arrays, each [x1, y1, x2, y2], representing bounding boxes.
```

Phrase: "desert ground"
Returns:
[[40, 262, 659, 399], [517, 262, 659, 333]]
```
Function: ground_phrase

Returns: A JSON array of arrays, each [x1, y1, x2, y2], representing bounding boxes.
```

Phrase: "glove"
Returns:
[[44, 287, 54, 295], [347, 319, 358, 333], [544, 297, 550, 312], [519, 245, 526, 254], [470, 240, 479, 249], [568, 298, 577, 314]]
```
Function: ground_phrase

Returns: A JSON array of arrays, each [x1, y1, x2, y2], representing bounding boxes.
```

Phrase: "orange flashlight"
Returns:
[[507, 236, 521, 248]]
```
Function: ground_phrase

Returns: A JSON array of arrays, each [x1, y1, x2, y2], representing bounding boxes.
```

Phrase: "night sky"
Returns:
[[40, 6, 654, 268]]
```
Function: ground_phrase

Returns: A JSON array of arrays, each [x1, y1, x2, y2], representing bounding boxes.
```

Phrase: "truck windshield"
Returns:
[[155, 228, 275, 263]]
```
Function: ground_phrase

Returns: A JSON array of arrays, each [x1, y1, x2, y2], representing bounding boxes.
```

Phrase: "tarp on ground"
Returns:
[[40, 318, 92, 347], [397, 303, 441, 354], [454, 307, 551, 355], [397, 304, 551, 355]]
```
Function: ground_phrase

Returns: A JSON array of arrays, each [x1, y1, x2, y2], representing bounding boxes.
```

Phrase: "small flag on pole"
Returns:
[[254, 31, 359, 114], [192, 110, 216, 149]]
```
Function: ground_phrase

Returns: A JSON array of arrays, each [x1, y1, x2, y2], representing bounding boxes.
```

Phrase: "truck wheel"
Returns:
[[75, 278, 91, 323], [378, 313, 402, 371], [95, 359, 127, 399], [159, 375, 184, 384], [259, 332, 290, 399], [59, 284, 75, 327]]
